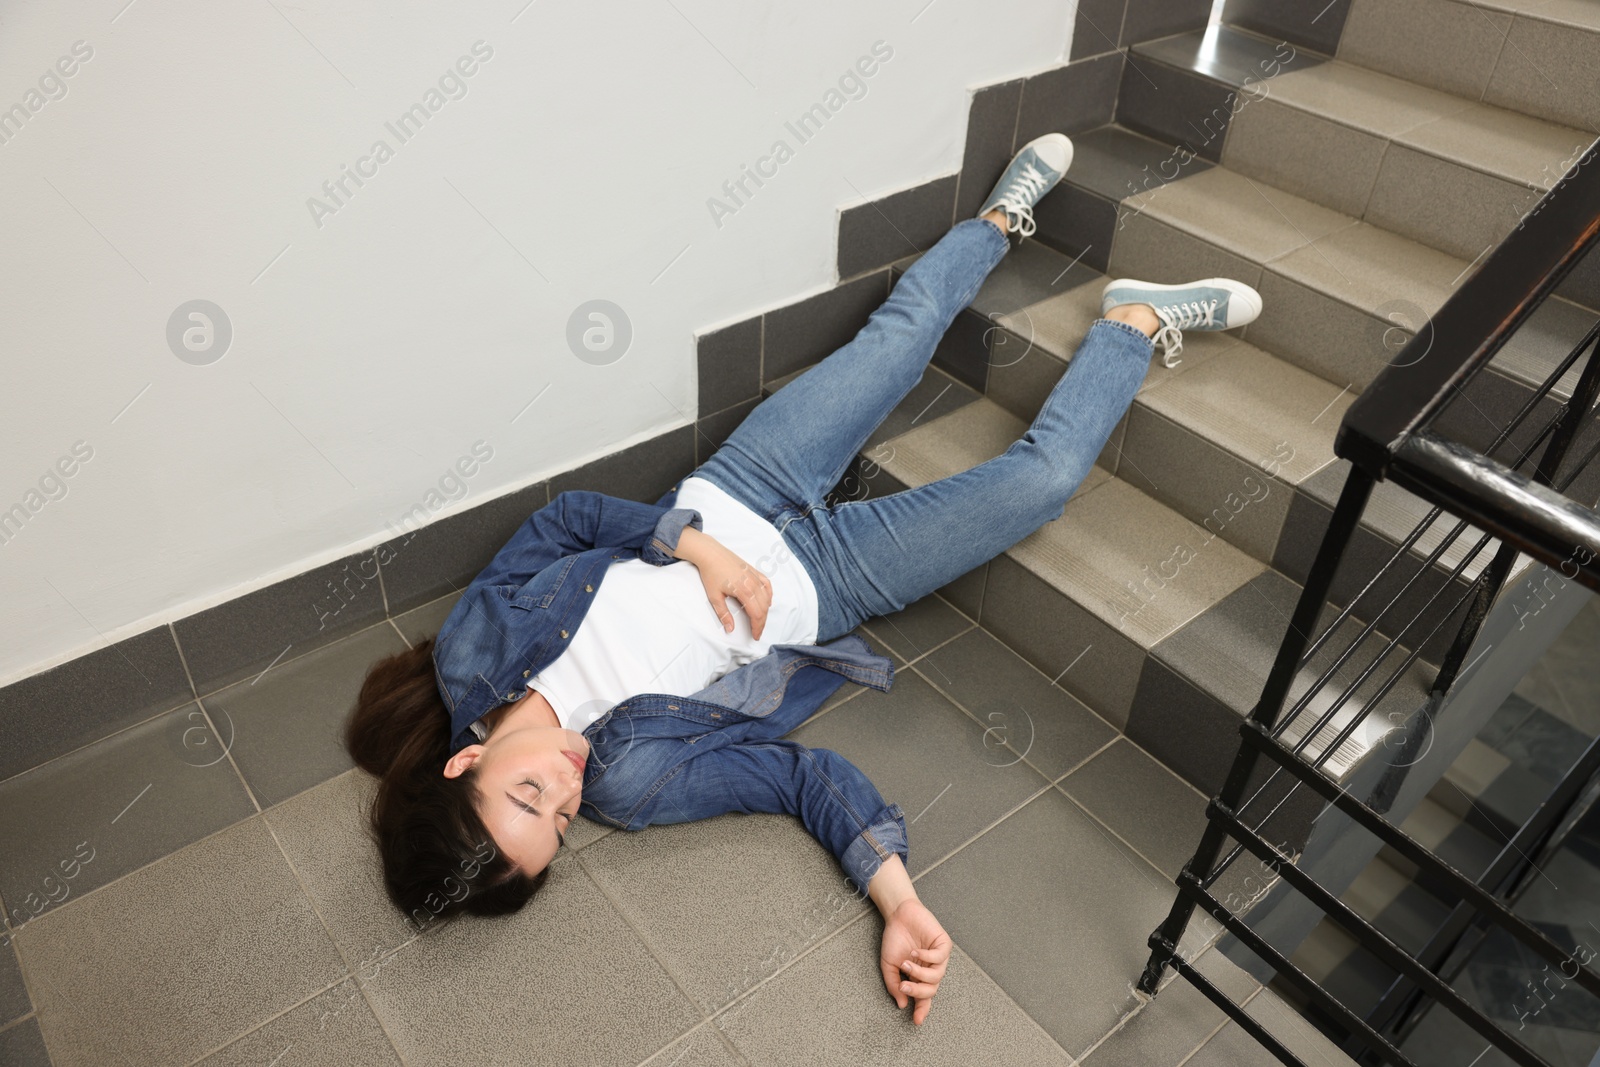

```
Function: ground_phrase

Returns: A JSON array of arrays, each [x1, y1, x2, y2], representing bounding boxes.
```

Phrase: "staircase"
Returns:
[[748, 8, 1596, 839], [715, 0, 1600, 1060]]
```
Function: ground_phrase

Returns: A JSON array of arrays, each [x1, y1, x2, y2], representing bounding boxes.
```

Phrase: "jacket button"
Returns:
[[560, 629, 569, 638], [585, 584, 593, 592], [504, 692, 516, 701], [522, 670, 530, 678]]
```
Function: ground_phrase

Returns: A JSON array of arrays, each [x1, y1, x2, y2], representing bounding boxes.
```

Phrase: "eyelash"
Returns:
[[528, 779, 575, 822]]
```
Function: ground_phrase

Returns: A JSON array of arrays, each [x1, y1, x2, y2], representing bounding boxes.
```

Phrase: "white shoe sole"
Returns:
[[1101, 277, 1263, 328]]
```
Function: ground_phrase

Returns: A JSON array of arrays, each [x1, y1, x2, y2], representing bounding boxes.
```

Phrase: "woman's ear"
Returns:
[[442, 745, 484, 779]]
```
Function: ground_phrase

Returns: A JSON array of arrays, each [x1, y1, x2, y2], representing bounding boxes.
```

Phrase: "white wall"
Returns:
[[0, 0, 1072, 685]]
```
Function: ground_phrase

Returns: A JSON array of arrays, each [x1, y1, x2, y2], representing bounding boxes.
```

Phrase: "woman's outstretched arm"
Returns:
[[868, 855, 953, 1026]]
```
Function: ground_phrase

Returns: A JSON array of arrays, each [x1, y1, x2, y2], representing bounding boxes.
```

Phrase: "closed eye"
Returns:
[[511, 778, 573, 849]]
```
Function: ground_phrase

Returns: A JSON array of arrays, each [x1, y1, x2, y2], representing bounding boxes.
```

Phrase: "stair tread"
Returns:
[[1257, 217, 1461, 318], [1130, 23, 1319, 90], [1125, 163, 1357, 268], [1400, 100, 1592, 193], [856, 396, 1431, 780], [1134, 339, 1352, 486], [1007, 474, 1267, 649], [991, 264, 1244, 386], [873, 396, 1032, 488]]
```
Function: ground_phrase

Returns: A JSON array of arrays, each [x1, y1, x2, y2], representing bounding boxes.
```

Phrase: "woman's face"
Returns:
[[442, 706, 590, 878]]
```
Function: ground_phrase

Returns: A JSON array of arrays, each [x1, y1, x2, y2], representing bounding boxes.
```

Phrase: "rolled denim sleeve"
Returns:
[[599, 738, 909, 899], [639, 506, 704, 567]]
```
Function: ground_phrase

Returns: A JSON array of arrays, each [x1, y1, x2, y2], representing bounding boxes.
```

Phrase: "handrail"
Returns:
[[1388, 432, 1600, 593]]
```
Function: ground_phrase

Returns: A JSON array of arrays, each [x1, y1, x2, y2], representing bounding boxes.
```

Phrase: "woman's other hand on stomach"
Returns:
[[678, 529, 773, 638]]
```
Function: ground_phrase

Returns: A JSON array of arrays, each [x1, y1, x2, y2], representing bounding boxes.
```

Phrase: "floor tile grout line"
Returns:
[[701, 901, 880, 1035], [1174, 983, 1270, 1066], [387, 616, 415, 651], [706, 1014, 757, 1067], [1075, 946, 1238, 1067], [570, 849, 718, 1022], [255, 811, 397, 1020], [170, 619, 201, 701], [374, 553, 393, 618], [2, 808, 277, 947], [195, 691, 264, 815], [176, 971, 361, 1067], [909, 654, 1119, 788], [629, 1015, 748, 1067], [897, 776, 1061, 887], [1049, 777, 1187, 895], [4, 712, 150, 801], [896, 928, 1081, 1063], [786, 615, 973, 732], [861, 615, 975, 672], [186, 613, 396, 702]]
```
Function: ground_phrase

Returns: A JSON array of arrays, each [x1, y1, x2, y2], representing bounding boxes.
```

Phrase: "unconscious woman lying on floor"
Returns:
[[343, 130, 1263, 1025]]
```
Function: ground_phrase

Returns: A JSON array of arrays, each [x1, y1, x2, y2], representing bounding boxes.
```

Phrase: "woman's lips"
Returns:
[[563, 749, 586, 773]]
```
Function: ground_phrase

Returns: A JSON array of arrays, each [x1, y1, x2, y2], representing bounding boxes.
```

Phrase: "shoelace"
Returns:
[[1150, 298, 1221, 368], [994, 160, 1052, 238]]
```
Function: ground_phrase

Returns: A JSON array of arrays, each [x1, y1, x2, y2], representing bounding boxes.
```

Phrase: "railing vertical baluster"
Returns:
[[1137, 468, 1374, 995]]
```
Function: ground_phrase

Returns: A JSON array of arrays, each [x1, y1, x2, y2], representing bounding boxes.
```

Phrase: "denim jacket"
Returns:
[[432, 484, 910, 895]]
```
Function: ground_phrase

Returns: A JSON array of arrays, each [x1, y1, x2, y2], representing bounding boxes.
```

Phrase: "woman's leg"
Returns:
[[792, 316, 1157, 641], [690, 216, 1011, 525]]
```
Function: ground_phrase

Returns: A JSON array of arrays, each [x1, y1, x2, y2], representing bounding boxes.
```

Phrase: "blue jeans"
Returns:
[[583, 218, 1154, 898], [693, 215, 1156, 642]]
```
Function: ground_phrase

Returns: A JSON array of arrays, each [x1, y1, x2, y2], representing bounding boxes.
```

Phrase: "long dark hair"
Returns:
[[343, 635, 545, 929]]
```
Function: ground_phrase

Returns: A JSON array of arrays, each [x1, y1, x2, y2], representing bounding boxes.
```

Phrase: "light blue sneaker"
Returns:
[[976, 133, 1074, 238], [1100, 277, 1264, 368]]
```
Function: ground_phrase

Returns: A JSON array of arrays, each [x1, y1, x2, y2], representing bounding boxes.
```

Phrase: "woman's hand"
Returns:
[[675, 528, 773, 639], [879, 897, 953, 1025]]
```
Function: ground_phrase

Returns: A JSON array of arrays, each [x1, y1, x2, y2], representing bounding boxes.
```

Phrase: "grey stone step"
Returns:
[[1135, 28, 1594, 264], [1335, 0, 1600, 133]]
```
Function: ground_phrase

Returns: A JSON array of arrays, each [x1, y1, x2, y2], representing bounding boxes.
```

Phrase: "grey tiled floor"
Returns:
[[0, 588, 1297, 1066]]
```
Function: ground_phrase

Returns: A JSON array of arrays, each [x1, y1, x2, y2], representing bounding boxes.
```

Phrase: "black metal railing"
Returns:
[[1135, 138, 1600, 1067]]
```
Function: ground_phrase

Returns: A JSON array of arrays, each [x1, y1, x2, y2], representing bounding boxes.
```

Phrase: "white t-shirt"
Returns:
[[468, 476, 820, 741]]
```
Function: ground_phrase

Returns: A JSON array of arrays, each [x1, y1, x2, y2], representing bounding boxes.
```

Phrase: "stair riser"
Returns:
[[1338, 0, 1600, 132]]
